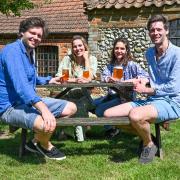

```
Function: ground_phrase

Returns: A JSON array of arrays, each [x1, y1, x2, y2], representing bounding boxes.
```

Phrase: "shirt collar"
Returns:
[[153, 41, 172, 59]]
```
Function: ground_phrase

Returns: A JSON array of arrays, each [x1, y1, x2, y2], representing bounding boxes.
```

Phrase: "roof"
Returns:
[[0, 0, 88, 34], [85, 0, 180, 10]]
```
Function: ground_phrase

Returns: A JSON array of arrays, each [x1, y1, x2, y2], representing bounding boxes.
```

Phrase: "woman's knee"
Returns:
[[104, 109, 111, 117], [62, 102, 77, 116]]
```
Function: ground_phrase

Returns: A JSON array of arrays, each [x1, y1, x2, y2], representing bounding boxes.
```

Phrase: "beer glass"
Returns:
[[62, 69, 69, 81], [113, 66, 123, 80], [83, 69, 90, 79]]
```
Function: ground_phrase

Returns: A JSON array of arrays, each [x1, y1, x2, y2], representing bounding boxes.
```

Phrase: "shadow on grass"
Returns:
[[108, 132, 140, 163], [0, 131, 66, 164], [54, 128, 140, 162], [0, 127, 140, 164]]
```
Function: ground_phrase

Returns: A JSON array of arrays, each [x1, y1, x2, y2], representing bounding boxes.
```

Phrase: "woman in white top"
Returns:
[[56, 35, 97, 142]]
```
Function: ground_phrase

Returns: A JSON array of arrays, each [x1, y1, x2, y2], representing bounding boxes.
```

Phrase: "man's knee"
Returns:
[[62, 102, 77, 116], [129, 108, 142, 124], [33, 115, 47, 132]]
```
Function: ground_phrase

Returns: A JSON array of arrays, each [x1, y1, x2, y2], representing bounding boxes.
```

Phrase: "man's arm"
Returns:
[[153, 58, 180, 96], [146, 46, 180, 97], [2, 46, 41, 105], [36, 76, 62, 85]]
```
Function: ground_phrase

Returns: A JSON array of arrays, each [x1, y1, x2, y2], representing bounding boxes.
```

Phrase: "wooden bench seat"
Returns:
[[9, 117, 165, 160]]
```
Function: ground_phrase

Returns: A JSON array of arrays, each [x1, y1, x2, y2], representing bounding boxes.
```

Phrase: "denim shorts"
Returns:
[[131, 97, 180, 123], [0, 97, 68, 130]]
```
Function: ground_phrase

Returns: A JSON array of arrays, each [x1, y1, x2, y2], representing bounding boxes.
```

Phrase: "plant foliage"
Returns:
[[0, 0, 34, 16]]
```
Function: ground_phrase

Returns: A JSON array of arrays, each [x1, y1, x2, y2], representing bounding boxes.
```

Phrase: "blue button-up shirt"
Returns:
[[0, 39, 51, 115], [146, 42, 180, 107]]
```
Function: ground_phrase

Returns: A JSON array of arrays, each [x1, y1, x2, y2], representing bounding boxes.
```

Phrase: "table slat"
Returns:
[[56, 117, 130, 126]]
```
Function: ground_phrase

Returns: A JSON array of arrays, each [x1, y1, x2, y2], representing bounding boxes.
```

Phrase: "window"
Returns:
[[169, 19, 180, 47], [35, 46, 59, 76]]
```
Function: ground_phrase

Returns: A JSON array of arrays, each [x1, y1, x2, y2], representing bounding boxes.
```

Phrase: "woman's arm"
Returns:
[[56, 56, 71, 77], [101, 64, 113, 82]]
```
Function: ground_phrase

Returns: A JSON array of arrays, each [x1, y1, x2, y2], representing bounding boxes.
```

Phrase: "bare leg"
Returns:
[[33, 116, 53, 150], [60, 102, 77, 117], [33, 102, 77, 150], [116, 124, 139, 135], [104, 102, 139, 134], [129, 105, 158, 146], [104, 102, 133, 117]]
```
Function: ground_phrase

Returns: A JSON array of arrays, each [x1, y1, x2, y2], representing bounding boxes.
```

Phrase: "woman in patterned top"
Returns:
[[94, 37, 149, 138]]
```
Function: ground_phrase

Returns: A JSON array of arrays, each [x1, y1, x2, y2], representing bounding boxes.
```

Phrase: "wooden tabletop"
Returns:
[[37, 81, 133, 88]]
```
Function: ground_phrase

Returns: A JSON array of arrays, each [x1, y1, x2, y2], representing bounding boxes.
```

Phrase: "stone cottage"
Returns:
[[0, 0, 180, 74], [84, 0, 180, 71]]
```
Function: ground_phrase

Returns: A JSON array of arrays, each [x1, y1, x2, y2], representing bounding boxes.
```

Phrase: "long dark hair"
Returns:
[[110, 38, 133, 66]]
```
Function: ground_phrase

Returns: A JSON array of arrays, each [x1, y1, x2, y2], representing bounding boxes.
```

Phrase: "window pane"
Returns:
[[35, 46, 59, 76], [169, 19, 180, 47]]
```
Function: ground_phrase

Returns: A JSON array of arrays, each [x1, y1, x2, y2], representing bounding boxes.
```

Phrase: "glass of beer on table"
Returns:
[[62, 69, 69, 81], [83, 68, 90, 79], [113, 66, 123, 80]]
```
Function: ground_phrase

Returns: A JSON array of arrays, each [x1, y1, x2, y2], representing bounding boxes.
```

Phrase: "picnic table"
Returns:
[[11, 81, 164, 159]]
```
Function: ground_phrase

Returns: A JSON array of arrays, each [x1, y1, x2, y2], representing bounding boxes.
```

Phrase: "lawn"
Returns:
[[0, 121, 180, 180]]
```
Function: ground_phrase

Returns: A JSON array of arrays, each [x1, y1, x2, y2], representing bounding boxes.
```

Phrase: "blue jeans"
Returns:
[[93, 94, 121, 130]]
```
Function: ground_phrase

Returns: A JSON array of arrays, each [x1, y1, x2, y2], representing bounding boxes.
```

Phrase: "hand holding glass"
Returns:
[[62, 69, 69, 81]]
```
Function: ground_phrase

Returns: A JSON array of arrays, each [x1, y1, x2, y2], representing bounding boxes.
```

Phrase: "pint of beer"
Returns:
[[62, 69, 69, 81], [83, 69, 90, 79], [113, 66, 123, 80]]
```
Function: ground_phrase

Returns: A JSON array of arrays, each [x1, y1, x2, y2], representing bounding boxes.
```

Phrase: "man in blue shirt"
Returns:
[[104, 15, 180, 164], [0, 17, 77, 160]]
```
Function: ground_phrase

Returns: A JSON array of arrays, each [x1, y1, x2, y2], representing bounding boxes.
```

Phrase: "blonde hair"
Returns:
[[71, 35, 89, 57], [70, 35, 89, 73]]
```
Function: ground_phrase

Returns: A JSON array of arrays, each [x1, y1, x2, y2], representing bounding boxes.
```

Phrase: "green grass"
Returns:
[[0, 121, 180, 180]]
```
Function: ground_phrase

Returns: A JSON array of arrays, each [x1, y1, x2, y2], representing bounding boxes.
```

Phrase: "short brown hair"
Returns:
[[18, 17, 48, 38], [147, 14, 169, 31]]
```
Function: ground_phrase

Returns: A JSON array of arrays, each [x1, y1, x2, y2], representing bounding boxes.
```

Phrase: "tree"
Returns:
[[0, 0, 34, 16], [0, 0, 52, 16]]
